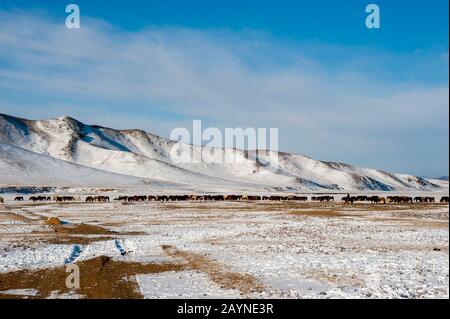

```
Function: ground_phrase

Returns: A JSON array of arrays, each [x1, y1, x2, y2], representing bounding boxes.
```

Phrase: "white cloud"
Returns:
[[0, 9, 448, 176]]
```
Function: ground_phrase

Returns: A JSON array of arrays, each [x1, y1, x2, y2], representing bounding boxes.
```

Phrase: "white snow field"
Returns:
[[0, 113, 448, 299], [0, 113, 446, 192], [0, 199, 447, 299]]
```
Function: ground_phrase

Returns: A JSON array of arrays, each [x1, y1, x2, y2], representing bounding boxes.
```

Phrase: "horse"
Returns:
[[29, 196, 48, 202], [342, 194, 353, 204], [316, 196, 334, 202]]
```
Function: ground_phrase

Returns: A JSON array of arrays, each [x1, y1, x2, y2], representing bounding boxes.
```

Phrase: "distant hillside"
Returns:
[[0, 113, 445, 192]]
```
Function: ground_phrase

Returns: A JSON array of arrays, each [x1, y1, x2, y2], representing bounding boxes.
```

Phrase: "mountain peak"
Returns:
[[57, 115, 75, 121], [54, 115, 83, 126], [0, 113, 446, 192]]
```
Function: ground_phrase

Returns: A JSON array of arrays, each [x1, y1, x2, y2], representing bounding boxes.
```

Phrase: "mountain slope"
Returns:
[[0, 143, 173, 188], [0, 113, 445, 191]]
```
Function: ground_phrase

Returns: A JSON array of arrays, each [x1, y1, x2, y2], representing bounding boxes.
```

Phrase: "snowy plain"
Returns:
[[0, 197, 447, 299]]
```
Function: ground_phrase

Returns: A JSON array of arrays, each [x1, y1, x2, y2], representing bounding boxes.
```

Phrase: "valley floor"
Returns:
[[0, 199, 448, 299]]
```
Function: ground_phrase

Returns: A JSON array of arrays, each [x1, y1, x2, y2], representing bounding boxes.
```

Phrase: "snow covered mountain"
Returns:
[[0, 113, 445, 192], [0, 142, 169, 189]]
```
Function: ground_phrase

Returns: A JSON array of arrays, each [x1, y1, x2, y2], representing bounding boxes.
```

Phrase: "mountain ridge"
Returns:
[[0, 113, 446, 192]]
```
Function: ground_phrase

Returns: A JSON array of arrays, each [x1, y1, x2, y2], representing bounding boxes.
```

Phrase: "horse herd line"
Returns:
[[1, 194, 449, 204]]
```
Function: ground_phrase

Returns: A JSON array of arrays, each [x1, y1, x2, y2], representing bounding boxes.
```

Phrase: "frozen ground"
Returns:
[[0, 197, 448, 299]]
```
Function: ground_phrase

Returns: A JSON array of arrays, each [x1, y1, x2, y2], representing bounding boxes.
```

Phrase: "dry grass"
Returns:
[[40, 219, 146, 244], [0, 256, 185, 299], [305, 269, 365, 288], [0, 212, 34, 223], [44, 217, 63, 225], [50, 223, 117, 235], [0, 211, 143, 247], [363, 217, 449, 228], [39, 235, 117, 245], [162, 245, 265, 296], [289, 209, 349, 217]]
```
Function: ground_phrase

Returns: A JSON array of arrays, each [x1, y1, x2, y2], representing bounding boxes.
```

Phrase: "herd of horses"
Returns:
[[341, 195, 449, 204], [116, 194, 310, 202], [0, 194, 448, 204], [85, 196, 110, 203], [13, 196, 82, 202]]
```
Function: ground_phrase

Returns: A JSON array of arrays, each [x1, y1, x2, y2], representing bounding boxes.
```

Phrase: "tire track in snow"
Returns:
[[64, 239, 128, 266], [114, 239, 127, 256], [64, 245, 83, 264]]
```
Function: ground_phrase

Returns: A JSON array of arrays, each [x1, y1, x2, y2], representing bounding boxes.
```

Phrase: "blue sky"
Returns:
[[1, 0, 448, 52], [0, 1, 448, 176]]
